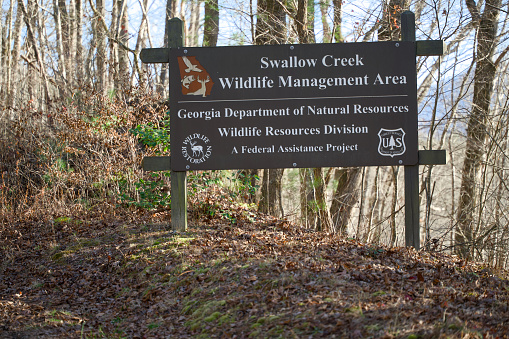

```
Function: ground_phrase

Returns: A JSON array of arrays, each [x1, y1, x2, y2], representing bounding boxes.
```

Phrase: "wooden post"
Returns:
[[401, 11, 420, 250], [168, 18, 187, 232]]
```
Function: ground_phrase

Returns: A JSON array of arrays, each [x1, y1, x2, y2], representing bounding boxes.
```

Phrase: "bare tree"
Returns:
[[455, 0, 501, 259]]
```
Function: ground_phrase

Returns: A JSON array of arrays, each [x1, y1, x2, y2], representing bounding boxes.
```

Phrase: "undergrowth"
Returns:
[[0, 86, 258, 225]]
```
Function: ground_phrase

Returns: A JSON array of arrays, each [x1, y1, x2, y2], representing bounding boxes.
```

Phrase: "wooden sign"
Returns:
[[169, 42, 418, 171], [141, 12, 446, 249]]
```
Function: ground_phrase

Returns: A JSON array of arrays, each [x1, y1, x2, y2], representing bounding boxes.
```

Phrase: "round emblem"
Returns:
[[181, 133, 212, 164]]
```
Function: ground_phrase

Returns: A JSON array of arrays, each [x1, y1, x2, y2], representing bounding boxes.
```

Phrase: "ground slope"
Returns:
[[1, 209, 508, 338]]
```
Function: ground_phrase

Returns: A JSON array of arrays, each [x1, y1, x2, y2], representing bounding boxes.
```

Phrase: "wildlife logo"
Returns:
[[378, 128, 406, 157], [177, 56, 214, 97], [181, 133, 212, 165]]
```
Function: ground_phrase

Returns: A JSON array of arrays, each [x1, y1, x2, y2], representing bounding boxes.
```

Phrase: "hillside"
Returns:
[[1, 203, 508, 338]]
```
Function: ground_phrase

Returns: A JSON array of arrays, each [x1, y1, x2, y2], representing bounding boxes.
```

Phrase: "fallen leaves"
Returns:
[[1, 210, 509, 338]]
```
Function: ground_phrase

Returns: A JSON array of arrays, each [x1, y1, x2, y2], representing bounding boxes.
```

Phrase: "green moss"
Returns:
[[204, 311, 221, 322], [54, 216, 72, 224], [189, 321, 201, 331], [256, 317, 266, 324], [249, 330, 261, 337], [267, 315, 280, 322], [218, 314, 231, 326], [51, 252, 64, 260], [183, 299, 227, 333], [251, 322, 262, 329]]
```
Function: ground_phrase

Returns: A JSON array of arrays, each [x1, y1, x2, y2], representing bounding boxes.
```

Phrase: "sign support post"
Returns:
[[167, 19, 187, 232], [401, 11, 420, 250], [141, 18, 187, 232], [168, 19, 187, 232]]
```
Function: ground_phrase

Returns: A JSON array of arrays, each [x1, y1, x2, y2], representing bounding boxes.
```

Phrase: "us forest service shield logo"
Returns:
[[182, 133, 212, 166], [378, 128, 406, 157], [177, 56, 214, 97]]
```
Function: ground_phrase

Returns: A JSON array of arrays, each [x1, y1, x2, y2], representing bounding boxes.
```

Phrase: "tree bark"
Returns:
[[320, 0, 331, 43], [455, 0, 501, 259], [255, 0, 287, 45], [7, 2, 22, 108], [93, 0, 107, 93], [313, 167, 332, 232], [75, 0, 84, 82], [188, 0, 201, 46], [58, 0, 71, 82], [157, 0, 173, 95], [258, 169, 285, 217], [203, 0, 219, 46], [332, 0, 342, 42], [133, 0, 149, 86], [117, 0, 129, 89], [54, 0, 67, 83], [295, 0, 314, 44], [330, 167, 361, 234], [0, 1, 11, 103]]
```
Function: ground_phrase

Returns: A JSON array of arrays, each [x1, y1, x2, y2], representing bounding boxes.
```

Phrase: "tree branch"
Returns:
[[87, 0, 142, 81]]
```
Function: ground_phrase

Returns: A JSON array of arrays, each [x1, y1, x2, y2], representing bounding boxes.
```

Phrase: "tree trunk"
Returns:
[[203, 0, 219, 46], [188, 0, 201, 47], [258, 169, 285, 217], [157, 0, 174, 95], [117, 0, 129, 89], [7, 2, 22, 108], [255, 0, 287, 45], [332, 0, 342, 42], [109, 0, 119, 90], [93, 0, 107, 93], [313, 167, 332, 232], [0, 2, 11, 103], [295, 0, 314, 43], [320, 0, 331, 43], [299, 168, 317, 228], [54, 0, 67, 85], [58, 0, 70, 82], [75, 0, 84, 83], [134, 0, 149, 86], [455, 0, 501, 259], [330, 167, 361, 234]]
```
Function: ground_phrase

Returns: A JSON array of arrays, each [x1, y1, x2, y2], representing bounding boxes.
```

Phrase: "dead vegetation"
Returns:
[[1, 200, 509, 338]]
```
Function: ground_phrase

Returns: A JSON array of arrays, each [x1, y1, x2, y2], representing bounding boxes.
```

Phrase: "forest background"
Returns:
[[0, 0, 508, 266]]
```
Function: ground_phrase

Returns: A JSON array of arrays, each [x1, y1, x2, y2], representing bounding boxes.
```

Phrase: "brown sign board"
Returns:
[[169, 42, 418, 171]]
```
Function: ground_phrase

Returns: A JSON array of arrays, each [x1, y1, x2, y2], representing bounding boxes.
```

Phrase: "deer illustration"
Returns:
[[190, 141, 204, 157], [188, 76, 210, 97]]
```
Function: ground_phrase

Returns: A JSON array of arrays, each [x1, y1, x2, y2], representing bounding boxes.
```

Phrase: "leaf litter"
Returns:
[[1, 206, 509, 338]]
